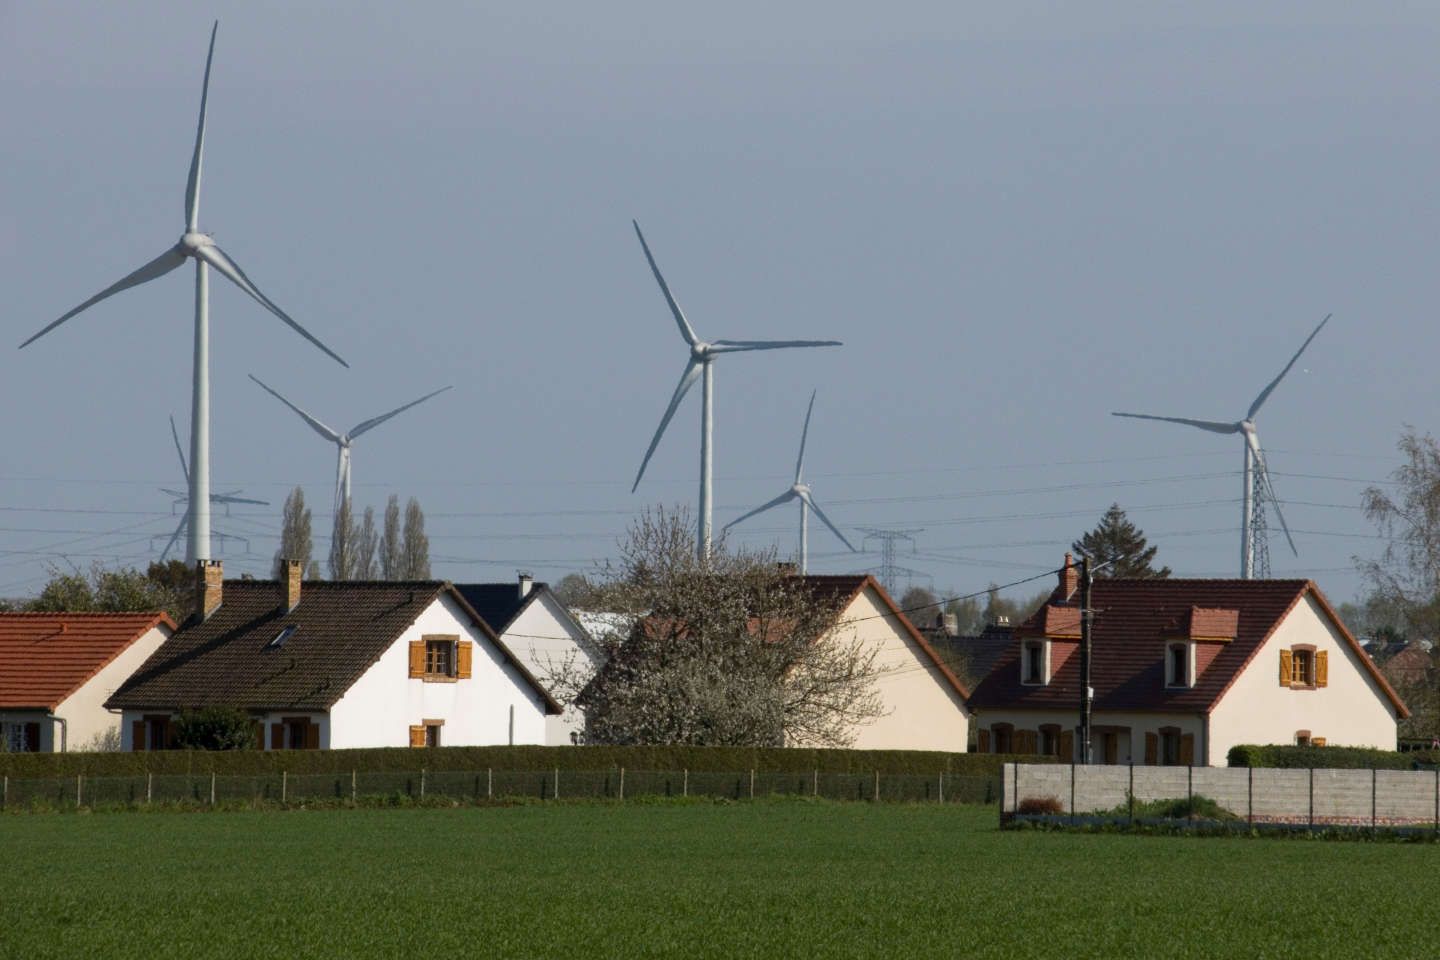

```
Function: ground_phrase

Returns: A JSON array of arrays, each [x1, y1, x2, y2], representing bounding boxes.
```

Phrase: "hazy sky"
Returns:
[[3, 2, 1437, 606]]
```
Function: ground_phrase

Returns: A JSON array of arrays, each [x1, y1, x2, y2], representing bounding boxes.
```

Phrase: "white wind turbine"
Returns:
[[157, 415, 267, 562], [629, 221, 842, 559], [19, 22, 346, 565], [248, 375, 453, 515], [723, 390, 857, 574], [1112, 314, 1331, 579]]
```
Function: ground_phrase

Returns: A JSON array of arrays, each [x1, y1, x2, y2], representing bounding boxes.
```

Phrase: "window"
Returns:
[[409, 635, 473, 681], [1279, 646, 1327, 690], [1160, 729, 1181, 766], [425, 639, 453, 677], [425, 723, 442, 748], [1295, 730, 1311, 747], [1291, 649, 1312, 686], [2, 721, 39, 753], [991, 724, 1013, 753], [1021, 641, 1046, 685], [1040, 726, 1058, 757], [269, 717, 318, 750], [409, 719, 444, 748], [1166, 643, 1189, 688]]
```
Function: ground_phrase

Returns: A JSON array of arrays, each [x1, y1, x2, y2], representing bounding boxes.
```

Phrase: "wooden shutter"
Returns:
[[456, 640, 473, 679], [24, 722, 41, 752], [1279, 648, 1293, 686], [131, 720, 146, 752], [270, 723, 284, 750], [408, 640, 425, 678], [1179, 734, 1195, 766], [1059, 731, 1074, 761], [409, 724, 426, 748], [1315, 650, 1328, 687], [1313, 737, 1327, 747], [1020, 730, 1038, 754], [1144, 732, 1158, 766], [304, 722, 320, 751], [977, 729, 991, 753]]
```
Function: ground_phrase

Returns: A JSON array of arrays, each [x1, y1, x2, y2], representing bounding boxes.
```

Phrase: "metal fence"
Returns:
[[0, 768, 1001, 810]]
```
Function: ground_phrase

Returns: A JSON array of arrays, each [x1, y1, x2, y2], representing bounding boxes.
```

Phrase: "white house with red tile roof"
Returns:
[[0, 612, 175, 752], [967, 557, 1407, 766]]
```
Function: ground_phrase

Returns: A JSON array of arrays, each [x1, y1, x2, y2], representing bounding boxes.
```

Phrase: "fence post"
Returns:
[[554, 768, 560, 801], [683, 768, 688, 798], [938, 773, 944, 805], [750, 769, 756, 801], [1308, 768, 1314, 829], [147, 771, 153, 805], [210, 772, 216, 807], [352, 770, 357, 804], [1186, 765, 1192, 815], [2, 774, 6, 810], [487, 768, 493, 800], [281, 770, 287, 804], [619, 767, 625, 801], [1434, 766, 1438, 837], [1247, 766, 1253, 826], [873, 770, 880, 803], [77, 774, 83, 809], [1371, 768, 1377, 832], [1127, 763, 1134, 827], [420, 768, 426, 799], [1069, 763, 1076, 825], [813, 769, 818, 798]]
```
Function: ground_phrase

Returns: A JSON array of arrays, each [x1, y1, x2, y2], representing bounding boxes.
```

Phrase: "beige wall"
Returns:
[[791, 586, 968, 752], [55, 624, 171, 751], [1209, 593, 1399, 758], [974, 708, 1206, 764]]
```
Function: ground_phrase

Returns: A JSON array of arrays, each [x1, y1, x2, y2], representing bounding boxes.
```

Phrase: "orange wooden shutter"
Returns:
[[1144, 732, 1158, 766], [1179, 734, 1195, 766], [1279, 648, 1293, 686], [270, 723, 284, 750], [977, 729, 991, 753], [408, 640, 425, 678], [1315, 650, 1328, 687], [456, 640, 473, 679], [131, 720, 146, 752], [409, 724, 426, 748], [1313, 737, 1327, 747], [304, 722, 320, 750], [1059, 731, 1074, 761]]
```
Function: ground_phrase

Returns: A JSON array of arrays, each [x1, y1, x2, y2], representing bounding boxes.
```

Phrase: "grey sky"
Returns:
[[3, 2, 1436, 604]]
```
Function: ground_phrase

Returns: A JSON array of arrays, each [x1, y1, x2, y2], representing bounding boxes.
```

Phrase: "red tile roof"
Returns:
[[0, 612, 175, 710], [968, 577, 1408, 717]]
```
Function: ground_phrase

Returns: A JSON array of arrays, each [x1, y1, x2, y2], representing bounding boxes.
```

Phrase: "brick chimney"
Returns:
[[518, 572, 534, 600], [284, 559, 303, 612], [196, 560, 223, 621], [1060, 552, 1079, 600]]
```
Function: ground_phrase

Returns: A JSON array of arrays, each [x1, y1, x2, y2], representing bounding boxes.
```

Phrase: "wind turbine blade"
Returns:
[[170, 415, 189, 482], [159, 488, 191, 501], [20, 246, 187, 349], [794, 390, 816, 484], [1110, 412, 1240, 435], [159, 515, 187, 563], [211, 493, 268, 506], [348, 385, 454, 439], [632, 220, 698, 345], [197, 244, 348, 367], [1249, 433, 1298, 557], [185, 22, 218, 231], [708, 339, 842, 353], [722, 490, 797, 532], [631, 358, 702, 492], [248, 374, 342, 442], [1247, 313, 1332, 419], [798, 491, 857, 552]]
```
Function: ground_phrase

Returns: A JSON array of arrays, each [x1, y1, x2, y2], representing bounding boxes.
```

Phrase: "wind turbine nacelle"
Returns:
[[181, 232, 213, 253], [690, 341, 713, 360]]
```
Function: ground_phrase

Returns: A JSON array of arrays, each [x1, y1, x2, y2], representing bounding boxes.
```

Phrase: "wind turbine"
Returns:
[[157, 415, 267, 562], [1112, 314, 1331, 579], [723, 391, 856, 574], [19, 22, 346, 566], [629, 221, 842, 559], [248, 375, 452, 515]]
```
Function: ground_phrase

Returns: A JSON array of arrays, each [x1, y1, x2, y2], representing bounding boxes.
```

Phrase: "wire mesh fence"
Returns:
[[0, 767, 1000, 811]]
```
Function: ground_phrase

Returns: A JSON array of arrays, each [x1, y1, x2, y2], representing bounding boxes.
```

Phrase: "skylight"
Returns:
[[268, 625, 298, 649]]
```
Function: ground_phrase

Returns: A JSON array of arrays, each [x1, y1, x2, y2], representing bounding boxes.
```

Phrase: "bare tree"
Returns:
[[1359, 428, 1440, 642], [571, 505, 883, 747], [379, 494, 403, 580], [274, 486, 318, 578], [400, 497, 430, 579], [355, 506, 378, 580], [328, 498, 355, 581]]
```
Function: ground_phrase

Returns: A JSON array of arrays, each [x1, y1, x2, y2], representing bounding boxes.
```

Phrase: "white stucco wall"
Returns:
[[1209, 593, 1400, 759], [793, 586, 969, 752], [973, 709, 1207, 764], [327, 593, 549, 749], [51, 624, 171, 752], [502, 592, 598, 746]]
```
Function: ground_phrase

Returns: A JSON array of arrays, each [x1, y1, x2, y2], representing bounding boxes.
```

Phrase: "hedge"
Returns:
[[0, 744, 1054, 780], [1226, 744, 1440, 770]]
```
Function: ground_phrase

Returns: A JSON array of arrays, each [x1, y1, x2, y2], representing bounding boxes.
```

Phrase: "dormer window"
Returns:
[[1021, 640, 1048, 685], [1166, 642, 1191, 688]]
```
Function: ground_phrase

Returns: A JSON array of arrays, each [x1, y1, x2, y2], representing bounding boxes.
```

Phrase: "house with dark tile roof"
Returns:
[[968, 556, 1408, 765], [453, 575, 600, 745], [106, 561, 559, 751], [0, 611, 174, 752]]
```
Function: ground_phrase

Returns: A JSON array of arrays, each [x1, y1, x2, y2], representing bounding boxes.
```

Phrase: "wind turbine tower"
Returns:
[[157, 415, 268, 561], [723, 391, 857, 574], [1112, 314, 1330, 579], [20, 22, 347, 565], [629, 221, 842, 560]]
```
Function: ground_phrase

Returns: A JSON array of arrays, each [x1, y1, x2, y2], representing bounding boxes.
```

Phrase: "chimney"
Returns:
[[196, 560, 223, 621], [1060, 552, 1079, 600], [284, 559, 302, 612], [518, 572, 534, 599]]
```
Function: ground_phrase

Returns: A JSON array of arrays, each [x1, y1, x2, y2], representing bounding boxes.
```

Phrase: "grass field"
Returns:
[[4, 800, 1436, 959]]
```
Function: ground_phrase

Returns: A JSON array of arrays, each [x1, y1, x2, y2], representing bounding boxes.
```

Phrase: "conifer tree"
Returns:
[[1072, 504, 1170, 578]]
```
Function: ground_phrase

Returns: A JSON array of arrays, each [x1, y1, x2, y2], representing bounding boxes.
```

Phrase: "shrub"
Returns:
[[1227, 744, 1440, 770], [172, 707, 257, 751], [1099, 793, 1239, 822], [1017, 795, 1063, 815]]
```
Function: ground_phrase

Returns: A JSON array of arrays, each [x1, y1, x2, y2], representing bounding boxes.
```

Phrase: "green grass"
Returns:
[[4, 801, 1438, 959]]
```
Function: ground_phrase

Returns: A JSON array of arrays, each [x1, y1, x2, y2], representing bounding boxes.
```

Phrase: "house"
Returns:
[[0, 612, 174, 752], [1364, 639, 1433, 691], [453, 574, 600, 745], [968, 556, 1408, 765], [106, 561, 560, 750]]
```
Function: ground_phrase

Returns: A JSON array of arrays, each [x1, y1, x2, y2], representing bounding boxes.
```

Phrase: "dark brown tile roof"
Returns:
[[106, 580, 560, 713], [0, 612, 175, 710], [968, 577, 1408, 717]]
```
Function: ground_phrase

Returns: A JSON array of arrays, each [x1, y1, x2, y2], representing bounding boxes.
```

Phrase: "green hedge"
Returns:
[[1227, 744, 1440, 770], [0, 744, 1053, 780]]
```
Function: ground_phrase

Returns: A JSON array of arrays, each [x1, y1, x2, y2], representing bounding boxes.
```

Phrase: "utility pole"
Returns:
[[1079, 554, 1094, 765], [859, 528, 925, 597]]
